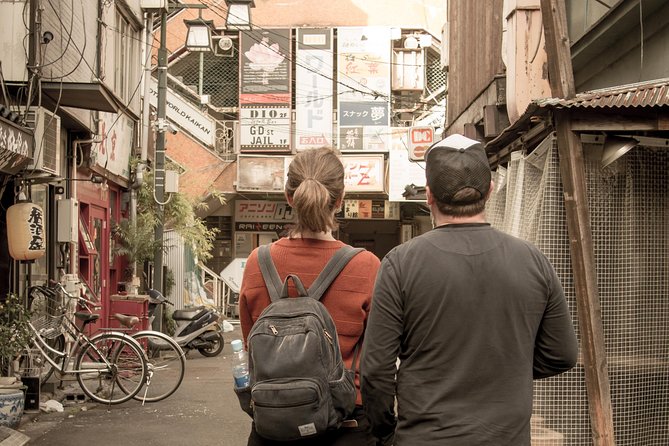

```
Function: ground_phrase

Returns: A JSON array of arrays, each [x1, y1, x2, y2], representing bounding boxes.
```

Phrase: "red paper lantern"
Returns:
[[6, 200, 46, 262]]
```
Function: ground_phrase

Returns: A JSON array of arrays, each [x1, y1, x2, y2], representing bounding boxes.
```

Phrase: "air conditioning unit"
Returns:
[[25, 107, 61, 175], [213, 36, 234, 57]]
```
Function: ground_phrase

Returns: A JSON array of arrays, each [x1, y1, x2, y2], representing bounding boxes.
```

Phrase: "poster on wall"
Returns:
[[236, 155, 292, 192], [337, 27, 391, 152], [337, 199, 399, 220], [240, 28, 291, 105], [240, 29, 292, 152], [295, 29, 334, 151], [342, 154, 385, 192]]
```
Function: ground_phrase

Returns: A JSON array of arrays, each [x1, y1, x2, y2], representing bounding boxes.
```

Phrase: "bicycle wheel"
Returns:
[[75, 333, 147, 404], [127, 331, 186, 403]]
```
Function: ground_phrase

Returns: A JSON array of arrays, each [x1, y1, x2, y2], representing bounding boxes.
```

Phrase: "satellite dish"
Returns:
[[218, 36, 233, 51]]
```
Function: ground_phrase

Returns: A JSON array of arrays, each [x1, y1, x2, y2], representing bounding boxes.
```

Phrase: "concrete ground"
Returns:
[[6, 324, 251, 446]]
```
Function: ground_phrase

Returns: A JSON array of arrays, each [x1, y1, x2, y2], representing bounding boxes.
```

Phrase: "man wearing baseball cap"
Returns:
[[361, 134, 578, 445]]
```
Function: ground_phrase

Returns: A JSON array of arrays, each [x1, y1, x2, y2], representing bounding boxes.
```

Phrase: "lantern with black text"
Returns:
[[6, 199, 46, 262]]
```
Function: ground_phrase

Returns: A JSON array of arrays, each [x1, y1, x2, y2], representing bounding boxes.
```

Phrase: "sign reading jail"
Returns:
[[240, 106, 291, 152]]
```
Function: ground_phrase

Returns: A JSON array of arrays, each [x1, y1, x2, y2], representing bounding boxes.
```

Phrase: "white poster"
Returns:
[[342, 154, 385, 192], [295, 29, 334, 151], [388, 127, 426, 202]]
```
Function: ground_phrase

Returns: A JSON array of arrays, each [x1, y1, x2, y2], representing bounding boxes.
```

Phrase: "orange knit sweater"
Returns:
[[239, 237, 381, 405]]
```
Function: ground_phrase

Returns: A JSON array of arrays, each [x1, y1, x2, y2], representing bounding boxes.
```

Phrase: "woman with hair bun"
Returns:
[[239, 147, 380, 446]]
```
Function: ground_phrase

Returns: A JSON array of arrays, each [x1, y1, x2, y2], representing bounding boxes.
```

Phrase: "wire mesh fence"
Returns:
[[487, 133, 669, 445]]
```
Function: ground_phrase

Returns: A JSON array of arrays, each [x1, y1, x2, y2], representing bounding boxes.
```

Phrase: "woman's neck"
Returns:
[[292, 230, 336, 241]]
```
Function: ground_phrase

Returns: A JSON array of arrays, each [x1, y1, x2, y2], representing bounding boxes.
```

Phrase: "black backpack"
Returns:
[[245, 244, 363, 441]]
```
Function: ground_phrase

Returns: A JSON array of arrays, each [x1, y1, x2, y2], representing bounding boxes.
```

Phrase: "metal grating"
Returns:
[[487, 135, 669, 445], [169, 50, 239, 110]]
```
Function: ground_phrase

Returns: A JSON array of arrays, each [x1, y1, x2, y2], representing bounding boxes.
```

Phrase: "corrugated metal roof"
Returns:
[[535, 78, 669, 109]]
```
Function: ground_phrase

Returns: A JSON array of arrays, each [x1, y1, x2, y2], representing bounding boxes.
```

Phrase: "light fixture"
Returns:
[[403, 35, 419, 49], [225, 0, 255, 30], [602, 135, 638, 167], [184, 19, 214, 51]]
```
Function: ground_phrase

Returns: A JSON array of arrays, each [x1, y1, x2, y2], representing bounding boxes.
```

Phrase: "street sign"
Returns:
[[409, 126, 434, 161]]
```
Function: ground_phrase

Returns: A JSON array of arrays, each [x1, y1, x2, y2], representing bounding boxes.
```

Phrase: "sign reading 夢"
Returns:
[[337, 27, 391, 152], [295, 29, 333, 151]]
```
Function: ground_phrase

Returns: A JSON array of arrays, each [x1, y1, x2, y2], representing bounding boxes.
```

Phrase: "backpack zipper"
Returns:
[[269, 325, 279, 335], [323, 329, 333, 345]]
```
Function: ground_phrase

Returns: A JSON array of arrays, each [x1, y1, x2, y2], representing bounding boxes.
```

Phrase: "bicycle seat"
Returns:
[[113, 313, 140, 328], [74, 312, 100, 325]]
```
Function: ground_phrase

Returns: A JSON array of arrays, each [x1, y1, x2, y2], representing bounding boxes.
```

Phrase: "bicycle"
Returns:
[[110, 312, 186, 403], [20, 281, 149, 405]]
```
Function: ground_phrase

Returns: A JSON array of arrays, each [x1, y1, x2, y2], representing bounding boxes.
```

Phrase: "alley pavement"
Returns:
[[9, 324, 251, 446]]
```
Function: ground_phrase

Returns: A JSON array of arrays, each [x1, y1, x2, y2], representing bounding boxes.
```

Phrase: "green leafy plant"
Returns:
[[0, 294, 32, 376], [113, 159, 222, 277]]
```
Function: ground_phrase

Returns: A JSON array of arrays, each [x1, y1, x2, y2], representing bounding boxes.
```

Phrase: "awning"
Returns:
[[39, 82, 122, 114]]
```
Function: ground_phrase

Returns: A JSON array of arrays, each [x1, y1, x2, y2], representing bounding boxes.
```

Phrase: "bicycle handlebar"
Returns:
[[47, 279, 101, 310]]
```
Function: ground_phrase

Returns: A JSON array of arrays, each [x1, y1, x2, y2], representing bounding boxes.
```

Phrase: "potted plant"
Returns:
[[0, 293, 31, 429]]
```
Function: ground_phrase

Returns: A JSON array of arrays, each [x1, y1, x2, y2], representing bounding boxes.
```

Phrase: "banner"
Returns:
[[341, 154, 385, 192], [295, 29, 334, 151], [240, 29, 291, 105], [337, 27, 391, 152]]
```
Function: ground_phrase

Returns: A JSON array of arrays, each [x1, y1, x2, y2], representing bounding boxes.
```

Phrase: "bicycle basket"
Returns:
[[30, 288, 64, 339]]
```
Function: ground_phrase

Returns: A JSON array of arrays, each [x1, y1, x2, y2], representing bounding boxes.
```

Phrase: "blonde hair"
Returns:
[[285, 147, 344, 237]]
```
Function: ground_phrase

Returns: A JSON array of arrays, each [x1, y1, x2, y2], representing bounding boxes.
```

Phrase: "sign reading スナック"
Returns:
[[337, 27, 391, 152], [409, 126, 434, 161]]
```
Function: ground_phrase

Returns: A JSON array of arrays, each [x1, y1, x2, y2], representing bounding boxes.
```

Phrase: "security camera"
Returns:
[[42, 31, 54, 44], [167, 122, 178, 135]]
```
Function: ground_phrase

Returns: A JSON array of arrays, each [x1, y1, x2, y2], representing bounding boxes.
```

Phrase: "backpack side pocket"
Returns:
[[329, 368, 356, 422], [234, 385, 253, 417]]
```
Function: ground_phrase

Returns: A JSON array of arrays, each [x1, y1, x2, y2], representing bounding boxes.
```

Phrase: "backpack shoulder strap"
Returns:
[[309, 246, 364, 301], [257, 244, 283, 302]]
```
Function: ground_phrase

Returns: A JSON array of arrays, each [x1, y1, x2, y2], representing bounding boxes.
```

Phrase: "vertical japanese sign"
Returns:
[[337, 27, 391, 152], [295, 29, 333, 151], [240, 29, 291, 152], [93, 112, 134, 180]]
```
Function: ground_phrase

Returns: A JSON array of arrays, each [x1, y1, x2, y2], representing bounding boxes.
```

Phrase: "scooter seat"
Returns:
[[172, 306, 207, 321]]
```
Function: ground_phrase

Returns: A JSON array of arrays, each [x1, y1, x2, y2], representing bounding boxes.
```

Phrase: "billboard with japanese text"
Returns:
[[337, 27, 391, 152], [295, 29, 334, 151]]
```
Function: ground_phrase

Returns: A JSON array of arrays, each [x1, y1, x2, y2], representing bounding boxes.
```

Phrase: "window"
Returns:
[[114, 10, 140, 102]]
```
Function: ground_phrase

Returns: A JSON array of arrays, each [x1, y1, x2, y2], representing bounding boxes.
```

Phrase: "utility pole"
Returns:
[[153, 10, 168, 295], [540, 1, 615, 444]]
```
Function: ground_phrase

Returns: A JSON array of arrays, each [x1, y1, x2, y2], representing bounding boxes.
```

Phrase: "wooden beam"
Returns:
[[570, 111, 664, 131], [540, 1, 616, 445]]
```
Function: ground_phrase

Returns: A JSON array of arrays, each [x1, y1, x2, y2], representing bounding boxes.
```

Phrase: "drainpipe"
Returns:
[[127, 12, 154, 292]]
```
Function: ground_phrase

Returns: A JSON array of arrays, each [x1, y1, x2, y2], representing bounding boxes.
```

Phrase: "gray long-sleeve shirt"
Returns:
[[361, 223, 578, 446]]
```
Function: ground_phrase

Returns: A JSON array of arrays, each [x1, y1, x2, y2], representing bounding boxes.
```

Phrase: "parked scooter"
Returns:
[[147, 289, 225, 357]]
